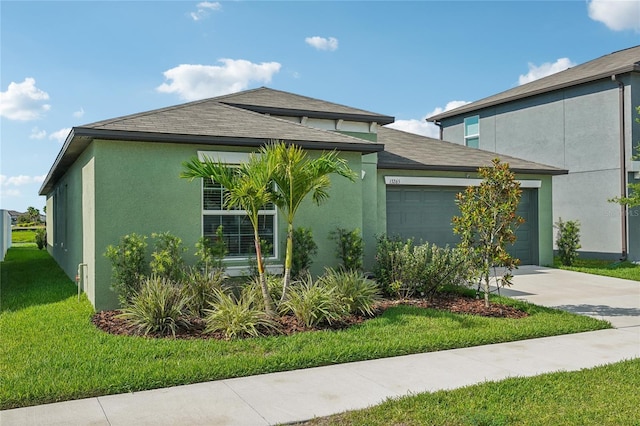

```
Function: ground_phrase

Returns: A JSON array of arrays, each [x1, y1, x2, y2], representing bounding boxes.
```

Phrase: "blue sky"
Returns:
[[1, 0, 639, 213]]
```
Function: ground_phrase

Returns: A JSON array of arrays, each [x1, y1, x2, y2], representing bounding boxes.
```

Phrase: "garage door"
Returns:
[[386, 186, 539, 265]]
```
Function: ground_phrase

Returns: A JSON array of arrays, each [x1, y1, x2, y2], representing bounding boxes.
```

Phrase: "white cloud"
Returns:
[[30, 127, 47, 140], [73, 107, 85, 118], [49, 128, 71, 144], [1, 174, 41, 186], [0, 78, 51, 121], [588, 0, 640, 32], [0, 174, 45, 200], [518, 58, 576, 85], [386, 100, 471, 138], [305, 36, 339, 51], [156, 59, 282, 101], [1, 188, 21, 198], [190, 1, 221, 21]]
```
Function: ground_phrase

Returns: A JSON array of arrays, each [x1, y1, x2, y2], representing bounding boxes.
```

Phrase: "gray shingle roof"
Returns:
[[81, 100, 380, 147], [378, 126, 566, 175], [214, 87, 395, 124], [428, 45, 640, 121], [39, 97, 384, 195]]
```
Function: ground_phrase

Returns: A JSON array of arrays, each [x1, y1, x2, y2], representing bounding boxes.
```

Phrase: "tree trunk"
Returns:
[[254, 232, 276, 317], [483, 256, 490, 308], [280, 222, 294, 302]]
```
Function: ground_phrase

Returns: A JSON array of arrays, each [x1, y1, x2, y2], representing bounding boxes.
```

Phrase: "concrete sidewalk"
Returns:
[[2, 267, 639, 426]]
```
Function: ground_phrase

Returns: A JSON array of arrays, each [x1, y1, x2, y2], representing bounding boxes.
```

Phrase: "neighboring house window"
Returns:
[[464, 116, 479, 148], [202, 178, 276, 258]]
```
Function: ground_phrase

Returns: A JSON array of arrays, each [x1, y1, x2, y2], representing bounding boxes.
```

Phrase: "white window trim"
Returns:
[[198, 151, 279, 261], [384, 176, 541, 188]]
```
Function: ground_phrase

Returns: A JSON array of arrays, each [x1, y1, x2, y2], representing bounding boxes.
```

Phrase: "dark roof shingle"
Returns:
[[214, 87, 395, 124]]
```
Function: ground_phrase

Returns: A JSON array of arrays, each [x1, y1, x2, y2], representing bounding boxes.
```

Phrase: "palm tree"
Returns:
[[181, 153, 277, 317], [264, 141, 357, 301]]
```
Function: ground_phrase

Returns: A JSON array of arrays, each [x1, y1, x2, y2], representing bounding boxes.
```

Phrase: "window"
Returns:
[[202, 178, 276, 258], [464, 116, 479, 148]]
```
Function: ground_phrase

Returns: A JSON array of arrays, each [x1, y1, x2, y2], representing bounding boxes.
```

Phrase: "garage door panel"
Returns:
[[386, 186, 538, 265]]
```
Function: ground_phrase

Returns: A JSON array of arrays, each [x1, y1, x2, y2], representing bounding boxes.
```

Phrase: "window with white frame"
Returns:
[[464, 116, 479, 148], [202, 177, 276, 258]]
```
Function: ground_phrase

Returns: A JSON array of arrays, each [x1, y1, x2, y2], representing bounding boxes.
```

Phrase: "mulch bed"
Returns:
[[91, 292, 528, 340]]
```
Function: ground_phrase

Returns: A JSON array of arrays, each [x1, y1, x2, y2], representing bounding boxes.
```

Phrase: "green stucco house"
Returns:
[[39, 88, 565, 310]]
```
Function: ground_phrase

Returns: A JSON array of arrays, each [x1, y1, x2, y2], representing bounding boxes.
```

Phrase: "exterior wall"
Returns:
[[440, 77, 635, 259], [292, 150, 365, 276], [360, 153, 380, 272], [45, 144, 94, 298], [0, 210, 11, 261], [376, 169, 555, 266], [62, 140, 367, 310]]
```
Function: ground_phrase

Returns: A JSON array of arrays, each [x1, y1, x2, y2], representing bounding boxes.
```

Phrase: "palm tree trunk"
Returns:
[[254, 231, 276, 317], [280, 222, 294, 302]]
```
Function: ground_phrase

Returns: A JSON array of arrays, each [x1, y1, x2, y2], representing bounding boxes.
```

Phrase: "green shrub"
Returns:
[[150, 232, 187, 282], [195, 226, 227, 271], [118, 275, 189, 337], [105, 233, 148, 306], [34, 228, 46, 250], [204, 287, 277, 339], [330, 227, 364, 271], [250, 274, 284, 309], [280, 276, 345, 328], [181, 267, 226, 318], [319, 268, 381, 316], [374, 236, 473, 298], [373, 234, 405, 287], [555, 218, 581, 266], [291, 227, 318, 279]]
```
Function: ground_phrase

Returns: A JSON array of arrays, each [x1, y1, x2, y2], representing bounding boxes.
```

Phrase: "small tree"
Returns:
[[452, 159, 524, 307], [265, 141, 357, 301], [181, 152, 278, 317], [555, 218, 581, 266]]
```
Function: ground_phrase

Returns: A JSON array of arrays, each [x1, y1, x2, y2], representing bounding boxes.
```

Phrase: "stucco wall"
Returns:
[[46, 144, 95, 296], [441, 77, 634, 259], [80, 140, 366, 310]]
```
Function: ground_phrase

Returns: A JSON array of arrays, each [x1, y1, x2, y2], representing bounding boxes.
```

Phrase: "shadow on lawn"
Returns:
[[0, 247, 77, 312]]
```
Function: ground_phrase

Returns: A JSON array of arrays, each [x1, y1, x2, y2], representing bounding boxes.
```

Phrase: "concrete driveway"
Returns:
[[507, 265, 640, 328]]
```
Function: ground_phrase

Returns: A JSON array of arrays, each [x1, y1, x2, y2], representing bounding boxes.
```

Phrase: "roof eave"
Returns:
[[427, 65, 640, 122], [39, 127, 384, 194], [378, 163, 568, 176], [222, 103, 395, 125]]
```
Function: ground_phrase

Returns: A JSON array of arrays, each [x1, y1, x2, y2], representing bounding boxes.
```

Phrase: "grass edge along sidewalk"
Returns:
[[0, 247, 611, 410], [295, 358, 640, 426]]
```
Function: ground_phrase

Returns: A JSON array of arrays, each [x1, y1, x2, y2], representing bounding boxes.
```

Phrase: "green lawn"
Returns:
[[553, 257, 640, 281], [0, 247, 610, 410], [11, 228, 37, 244], [299, 358, 640, 426]]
